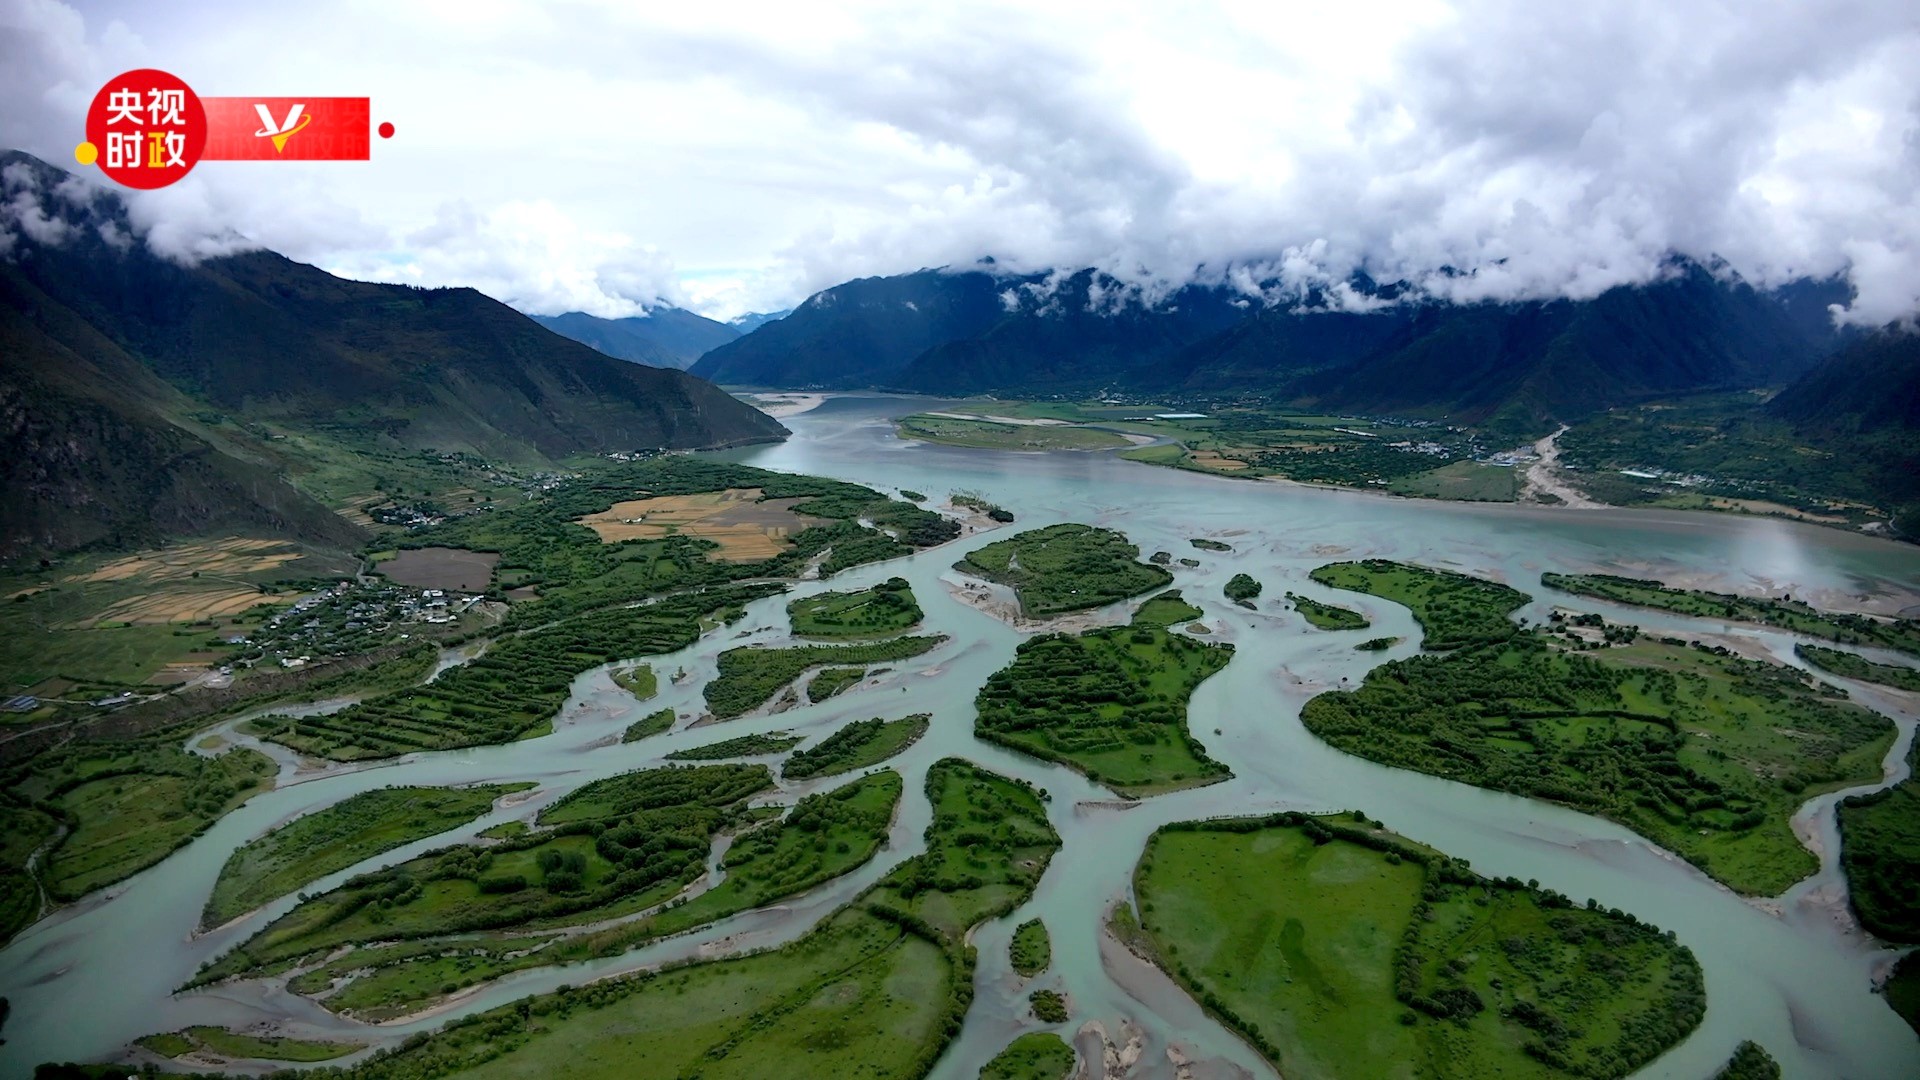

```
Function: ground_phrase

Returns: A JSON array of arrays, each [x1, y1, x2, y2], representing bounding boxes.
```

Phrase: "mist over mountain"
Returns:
[[729, 310, 791, 333], [531, 308, 742, 370], [691, 259, 1851, 435], [0, 151, 785, 562]]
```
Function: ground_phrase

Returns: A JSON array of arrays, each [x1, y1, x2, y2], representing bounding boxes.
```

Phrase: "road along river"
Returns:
[[2, 393, 1917, 1079]]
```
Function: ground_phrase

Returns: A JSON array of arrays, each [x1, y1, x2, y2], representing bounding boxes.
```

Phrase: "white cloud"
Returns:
[[1, 0, 1916, 323]]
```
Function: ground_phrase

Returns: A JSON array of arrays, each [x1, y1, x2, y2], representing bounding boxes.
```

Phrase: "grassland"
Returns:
[[1713, 1041, 1782, 1080], [15, 744, 277, 904], [1286, 591, 1369, 630], [975, 624, 1232, 796], [1302, 634, 1893, 895], [1132, 590, 1204, 627], [1542, 573, 1920, 657], [806, 666, 866, 702], [0, 804, 56, 943], [898, 412, 1131, 451], [782, 714, 930, 780], [621, 708, 675, 742], [666, 732, 804, 760], [1796, 644, 1920, 692], [1011, 918, 1051, 977], [787, 577, 923, 638], [609, 663, 657, 700], [705, 636, 945, 719], [1838, 740, 1920, 942], [1388, 459, 1520, 502], [980, 1033, 1075, 1080], [286, 760, 1057, 1080], [958, 524, 1172, 617], [1312, 560, 1527, 649], [203, 783, 528, 928], [1132, 814, 1704, 1080], [136, 1026, 356, 1062]]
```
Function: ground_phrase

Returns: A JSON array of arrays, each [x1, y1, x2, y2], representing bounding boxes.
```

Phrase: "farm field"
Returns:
[[1132, 814, 1704, 1080], [378, 547, 500, 592], [575, 487, 828, 561]]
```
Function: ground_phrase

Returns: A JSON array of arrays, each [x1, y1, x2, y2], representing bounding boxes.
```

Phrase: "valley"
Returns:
[[4, 395, 1919, 1080]]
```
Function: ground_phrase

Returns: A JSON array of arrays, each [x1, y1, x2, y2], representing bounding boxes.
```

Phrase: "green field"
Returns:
[[1796, 644, 1920, 692], [1286, 591, 1369, 631], [787, 577, 923, 638], [1133, 815, 1704, 1080], [0, 804, 56, 944], [1132, 589, 1204, 627], [1838, 740, 1920, 942], [1713, 1041, 1782, 1080], [958, 524, 1172, 617], [203, 783, 527, 928], [705, 636, 944, 718], [1542, 573, 1920, 657], [666, 732, 803, 760], [136, 1026, 357, 1062], [1302, 634, 1893, 895], [621, 707, 675, 742], [12, 744, 277, 905], [1010, 918, 1051, 976], [285, 759, 1057, 1080], [898, 413, 1130, 451], [980, 1033, 1075, 1080], [1389, 459, 1520, 502], [1312, 560, 1527, 649], [782, 714, 930, 780], [975, 624, 1232, 795]]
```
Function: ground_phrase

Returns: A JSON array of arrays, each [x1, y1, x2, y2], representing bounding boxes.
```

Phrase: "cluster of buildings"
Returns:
[[234, 580, 480, 669]]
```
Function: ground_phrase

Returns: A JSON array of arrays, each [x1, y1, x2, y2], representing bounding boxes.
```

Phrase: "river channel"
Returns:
[[2, 393, 1917, 1079]]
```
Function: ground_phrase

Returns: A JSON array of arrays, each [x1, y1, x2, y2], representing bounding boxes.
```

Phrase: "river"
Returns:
[[1, 393, 1917, 1080]]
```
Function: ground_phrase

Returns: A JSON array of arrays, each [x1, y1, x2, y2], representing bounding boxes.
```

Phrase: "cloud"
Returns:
[[2, 0, 1918, 323]]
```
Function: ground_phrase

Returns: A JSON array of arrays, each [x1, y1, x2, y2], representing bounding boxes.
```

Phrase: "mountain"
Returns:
[[690, 268, 1009, 387], [729, 309, 791, 334], [531, 308, 741, 370], [1768, 327, 1920, 517], [696, 258, 1840, 435], [0, 150, 785, 562]]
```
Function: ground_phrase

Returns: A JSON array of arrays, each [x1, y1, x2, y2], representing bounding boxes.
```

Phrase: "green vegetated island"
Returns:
[[1132, 589, 1203, 627], [976, 595, 1231, 796], [1224, 573, 1262, 607], [193, 764, 905, 1023], [705, 635, 945, 719], [1311, 560, 1525, 648], [787, 577, 924, 638], [1542, 572, 1920, 657], [136, 1026, 357, 1064], [1010, 917, 1051, 977], [1128, 812, 1705, 1080], [807, 666, 868, 702], [1305, 561, 1895, 895], [622, 707, 675, 742], [610, 663, 657, 701], [979, 1032, 1076, 1080], [1797, 643, 1920, 692], [957, 524, 1172, 617], [203, 783, 527, 928], [195, 759, 1057, 1080], [666, 732, 804, 761], [1838, 738, 1920, 943], [897, 411, 1131, 452], [1286, 591, 1368, 630], [782, 714, 931, 780]]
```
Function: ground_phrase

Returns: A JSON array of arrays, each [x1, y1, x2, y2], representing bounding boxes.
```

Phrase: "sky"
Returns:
[[2, 0, 1918, 324]]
